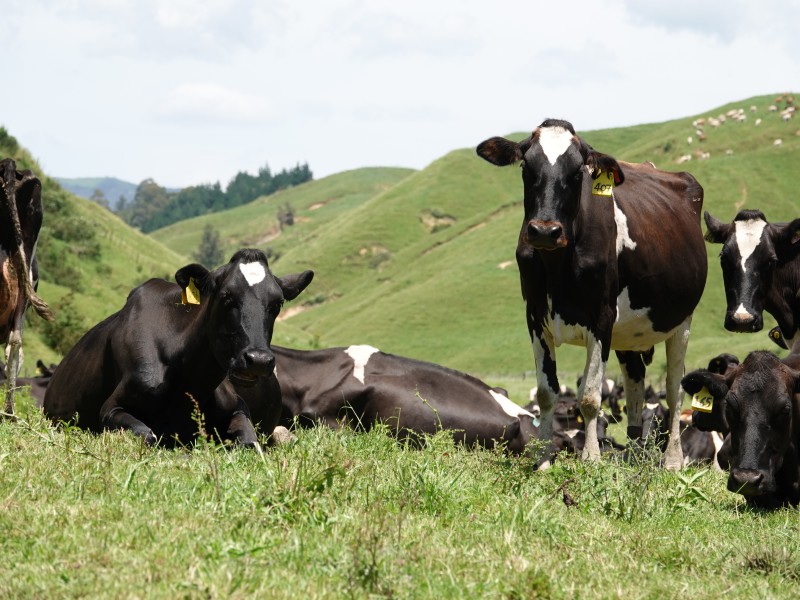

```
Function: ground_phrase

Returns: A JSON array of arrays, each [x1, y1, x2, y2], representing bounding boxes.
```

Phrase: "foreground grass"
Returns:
[[0, 394, 798, 599]]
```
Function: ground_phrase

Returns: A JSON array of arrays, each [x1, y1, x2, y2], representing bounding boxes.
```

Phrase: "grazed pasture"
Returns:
[[1, 392, 798, 599]]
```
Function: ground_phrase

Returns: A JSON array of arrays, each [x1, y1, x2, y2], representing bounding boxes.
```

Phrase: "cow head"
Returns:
[[682, 351, 800, 505], [704, 210, 800, 333], [477, 119, 624, 253], [175, 248, 313, 388]]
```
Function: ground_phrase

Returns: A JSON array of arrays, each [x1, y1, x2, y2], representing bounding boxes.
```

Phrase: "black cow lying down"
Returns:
[[682, 350, 800, 508], [43, 249, 313, 447], [0, 359, 55, 407], [236, 345, 538, 454]]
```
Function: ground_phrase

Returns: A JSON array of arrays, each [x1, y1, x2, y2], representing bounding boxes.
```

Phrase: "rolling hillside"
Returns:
[[151, 94, 800, 396], [0, 129, 186, 368]]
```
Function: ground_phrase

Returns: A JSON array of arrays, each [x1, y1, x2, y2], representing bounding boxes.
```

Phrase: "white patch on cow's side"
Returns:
[[734, 218, 767, 273], [613, 199, 637, 256], [239, 262, 267, 286], [733, 303, 753, 321], [611, 287, 666, 350], [538, 126, 574, 165], [344, 344, 380, 384], [489, 390, 535, 419]]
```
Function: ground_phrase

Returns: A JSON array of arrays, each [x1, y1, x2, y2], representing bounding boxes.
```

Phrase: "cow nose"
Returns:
[[526, 221, 564, 249], [729, 468, 764, 495], [244, 349, 275, 375], [725, 309, 762, 332]]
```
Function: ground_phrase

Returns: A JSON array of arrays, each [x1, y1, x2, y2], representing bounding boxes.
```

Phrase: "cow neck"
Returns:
[[768, 256, 800, 345], [178, 300, 228, 393]]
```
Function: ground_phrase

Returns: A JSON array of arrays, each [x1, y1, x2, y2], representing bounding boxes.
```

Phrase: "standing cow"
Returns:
[[44, 249, 313, 447], [703, 209, 800, 349], [477, 119, 707, 468], [0, 158, 53, 416]]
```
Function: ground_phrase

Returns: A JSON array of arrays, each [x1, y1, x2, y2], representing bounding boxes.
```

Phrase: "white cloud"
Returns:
[[1, 0, 799, 187], [156, 84, 272, 124]]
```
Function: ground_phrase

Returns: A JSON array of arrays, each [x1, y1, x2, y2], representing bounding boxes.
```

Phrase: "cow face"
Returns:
[[704, 210, 800, 333], [175, 249, 313, 387], [477, 119, 624, 253], [683, 351, 800, 503]]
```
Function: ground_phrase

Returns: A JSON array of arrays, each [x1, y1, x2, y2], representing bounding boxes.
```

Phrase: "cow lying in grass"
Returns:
[[235, 344, 539, 454], [682, 350, 800, 508], [44, 249, 313, 448]]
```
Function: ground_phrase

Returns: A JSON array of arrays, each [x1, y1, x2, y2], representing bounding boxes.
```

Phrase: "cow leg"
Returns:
[[616, 350, 646, 445], [227, 410, 261, 451], [531, 331, 559, 468], [663, 317, 691, 470], [99, 388, 158, 445], [578, 334, 605, 461], [3, 318, 24, 417]]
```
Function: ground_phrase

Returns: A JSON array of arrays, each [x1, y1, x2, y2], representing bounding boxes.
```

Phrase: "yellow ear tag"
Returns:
[[577, 415, 584, 424], [591, 171, 615, 197], [181, 277, 201, 306], [691, 386, 714, 413]]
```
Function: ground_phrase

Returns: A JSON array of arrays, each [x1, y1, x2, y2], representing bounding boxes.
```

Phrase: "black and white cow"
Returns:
[[704, 209, 800, 348], [682, 351, 800, 508], [477, 119, 707, 467], [249, 345, 538, 454], [1, 159, 53, 415], [43, 249, 313, 447]]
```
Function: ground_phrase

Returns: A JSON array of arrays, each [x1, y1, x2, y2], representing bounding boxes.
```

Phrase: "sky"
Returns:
[[3, 0, 799, 189]]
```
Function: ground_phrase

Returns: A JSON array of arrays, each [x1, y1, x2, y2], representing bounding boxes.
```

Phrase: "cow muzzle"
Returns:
[[524, 220, 567, 250], [724, 308, 763, 333], [229, 349, 276, 387], [728, 468, 769, 496]]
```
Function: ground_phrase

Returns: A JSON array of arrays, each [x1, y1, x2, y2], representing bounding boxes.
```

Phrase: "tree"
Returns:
[[89, 188, 110, 210], [193, 224, 225, 268]]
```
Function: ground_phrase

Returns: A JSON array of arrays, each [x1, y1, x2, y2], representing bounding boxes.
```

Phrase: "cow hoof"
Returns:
[[270, 425, 297, 446]]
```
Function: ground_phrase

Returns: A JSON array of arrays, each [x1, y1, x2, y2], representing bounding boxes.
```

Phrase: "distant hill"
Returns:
[[0, 128, 187, 369], [55, 176, 138, 211], [151, 94, 800, 397]]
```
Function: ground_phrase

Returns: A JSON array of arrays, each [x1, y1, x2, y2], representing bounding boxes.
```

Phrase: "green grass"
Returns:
[[1, 391, 799, 599], [151, 94, 800, 397]]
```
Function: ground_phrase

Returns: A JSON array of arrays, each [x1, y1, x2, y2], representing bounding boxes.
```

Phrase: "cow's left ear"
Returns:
[[703, 212, 733, 244], [278, 270, 314, 301], [773, 218, 800, 246], [584, 150, 624, 186], [175, 263, 212, 293]]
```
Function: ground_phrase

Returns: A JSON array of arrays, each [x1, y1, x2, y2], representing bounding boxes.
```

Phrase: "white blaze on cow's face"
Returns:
[[538, 126, 574, 165], [239, 262, 267, 286], [344, 345, 380, 384], [733, 218, 767, 273]]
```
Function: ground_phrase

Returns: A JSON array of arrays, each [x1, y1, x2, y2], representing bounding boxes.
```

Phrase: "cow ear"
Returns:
[[175, 263, 211, 292], [278, 270, 314, 301], [681, 369, 728, 399], [585, 151, 624, 185], [476, 137, 523, 166], [774, 218, 800, 246], [703, 211, 732, 244]]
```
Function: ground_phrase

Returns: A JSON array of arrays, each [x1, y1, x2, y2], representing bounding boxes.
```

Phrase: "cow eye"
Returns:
[[268, 301, 283, 316]]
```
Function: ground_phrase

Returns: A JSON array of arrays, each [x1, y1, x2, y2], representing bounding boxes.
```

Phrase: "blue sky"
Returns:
[[3, 0, 798, 188]]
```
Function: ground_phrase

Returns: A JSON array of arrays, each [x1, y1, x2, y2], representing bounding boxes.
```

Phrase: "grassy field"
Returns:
[[149, 94, 800, 397], [1, 391, 798, 599]]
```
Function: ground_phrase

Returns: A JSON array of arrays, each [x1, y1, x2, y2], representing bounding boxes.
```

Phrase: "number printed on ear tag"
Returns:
[[691, 386, 714, 413], [591, 171, 615, 197]]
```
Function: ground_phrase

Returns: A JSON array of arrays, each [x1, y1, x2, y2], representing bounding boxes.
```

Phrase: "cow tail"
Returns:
[[1, 163, 54, 322]]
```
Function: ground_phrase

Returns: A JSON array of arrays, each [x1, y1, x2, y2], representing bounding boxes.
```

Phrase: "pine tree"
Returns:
[[192, 224, 225, 268]]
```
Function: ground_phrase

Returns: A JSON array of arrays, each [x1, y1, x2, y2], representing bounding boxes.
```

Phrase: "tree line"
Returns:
[[116, 163, 312, 233]]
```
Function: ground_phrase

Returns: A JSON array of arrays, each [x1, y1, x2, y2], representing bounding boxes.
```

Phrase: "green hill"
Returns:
[[151, 94, 800, 398], [0, 128, 186, 369]]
